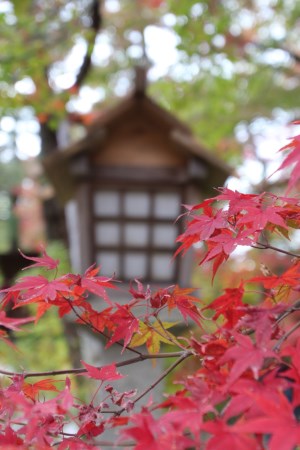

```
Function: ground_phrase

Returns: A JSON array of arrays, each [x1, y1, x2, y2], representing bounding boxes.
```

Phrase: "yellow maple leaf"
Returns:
[[130, 320, 178, 355]]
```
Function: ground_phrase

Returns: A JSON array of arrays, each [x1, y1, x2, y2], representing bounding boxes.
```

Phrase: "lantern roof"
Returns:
[[44, 70, 232, 203]]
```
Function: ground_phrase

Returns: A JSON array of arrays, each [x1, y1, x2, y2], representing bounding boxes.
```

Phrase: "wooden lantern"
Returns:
[[44, 70, 231, 285]]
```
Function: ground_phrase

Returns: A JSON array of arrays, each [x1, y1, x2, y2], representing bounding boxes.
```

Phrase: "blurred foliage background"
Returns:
[[0, 0, 299, 161]]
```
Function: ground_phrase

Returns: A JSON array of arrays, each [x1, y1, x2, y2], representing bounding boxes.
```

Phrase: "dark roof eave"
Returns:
[[170, 129, 232, 177]]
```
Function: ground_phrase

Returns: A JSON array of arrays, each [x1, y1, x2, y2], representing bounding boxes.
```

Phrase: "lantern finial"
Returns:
[[134, 65, 148, 97]]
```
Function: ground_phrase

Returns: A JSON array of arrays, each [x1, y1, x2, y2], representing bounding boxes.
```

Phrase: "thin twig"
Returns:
[[145, 316, 184, 349], [91, 440, 135, 448], [64, 297, 142, 356], [274, 300, 300, 325], [114, 351, 192, 416], [252, 242, 300, 259]]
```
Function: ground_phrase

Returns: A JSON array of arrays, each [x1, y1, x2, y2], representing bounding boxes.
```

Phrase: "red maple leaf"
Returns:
[[121, 412, 160, 450], [166, 286, 203, 325], [0, 311, 34, 331], [129, 279, 150, 300], [80, 265, 116, 304], [76, 307, 113, 333], [281, 338, 300, 383], [58, 437, 99, 449], [272, 133, 300, 193], [182, 208, 227, 241], [202, 419, 259, 450], [215, 187, 260, 215], [122, 410, 193, 450], [220, 332, 276, 384], [175, 232, 202, 257], [205, 229, 253, 259], [224, 370, 291, 421], [237, 304, 284, 343], [34, 301, 57, 322], [0, 328, 19, 351], [175, 203, 226, 258], [0, 426, 24, 447], [77, 421, 104, 438], [237, 205, 287, 231], [1, 275, 71, 304], [22, 378, 60, 401], [81, 361, 124, 381], [190, 336, 229, 359], [250, 261, 300, 289], [203, 285, 245, 328], [233, 391, 300, 450], [19, 247, 59, 271], [105, 304, 139, 351]]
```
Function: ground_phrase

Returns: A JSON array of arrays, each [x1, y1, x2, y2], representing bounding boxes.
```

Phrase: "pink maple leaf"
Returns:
[[220, 332, 276, 384], [19, 247, 59, 271], [202, 419, 259, 450], [215, 187, 260, 215], [0, 311, 34, 331], [1, 275, 70, 303], [233, 391, 300, 450], [272, 134, 300, 193], [80, 264, 116, 304], [237, 205, 287, 231]]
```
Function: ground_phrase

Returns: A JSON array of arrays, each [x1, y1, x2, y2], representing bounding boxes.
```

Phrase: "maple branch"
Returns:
[[55, 437, 135, 448], [54, 430, 135, 448], [64, 297, 142, 356], [252, 242, 300, 259], [274, 300, 300, 325], [71, 0, 102, 89], [87, 440, 135, 448], [273, 320, 300, 351], [0, 351, 188, 379], [114, 351, 193, 416]]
